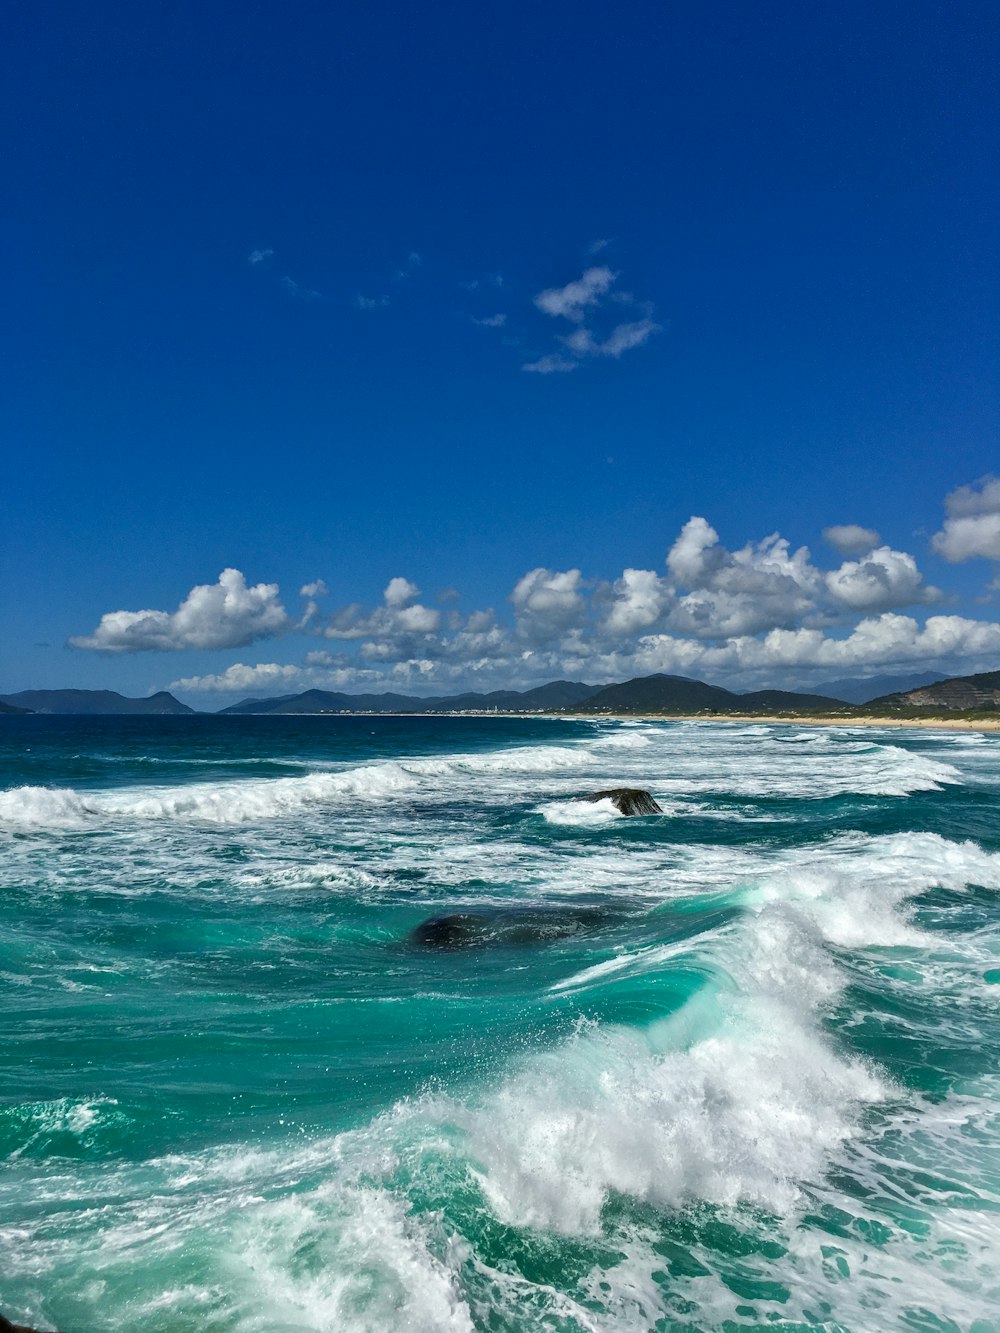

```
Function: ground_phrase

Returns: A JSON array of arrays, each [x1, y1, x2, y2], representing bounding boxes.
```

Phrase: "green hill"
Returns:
[[869, 669, 1000, 711]]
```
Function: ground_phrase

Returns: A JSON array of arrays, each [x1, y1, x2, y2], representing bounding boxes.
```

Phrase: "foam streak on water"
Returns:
[[0, 714, 997, 1331]]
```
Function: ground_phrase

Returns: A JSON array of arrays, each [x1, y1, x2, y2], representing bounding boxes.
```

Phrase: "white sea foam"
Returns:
[[754, 830, 1000, 949], [0, 785, 92, 828], [0, 724, 966, 837], [590, 730, 654, 749], [538, 796, 625, 826], [0, 744, 595, 830], [244, 861, 381, 892]]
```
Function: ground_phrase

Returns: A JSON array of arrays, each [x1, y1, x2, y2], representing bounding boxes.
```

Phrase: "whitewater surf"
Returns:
[[1, 714, 997, 1331]]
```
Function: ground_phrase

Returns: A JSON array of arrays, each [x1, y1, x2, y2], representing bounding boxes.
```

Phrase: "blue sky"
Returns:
[[2, 0, 998, 704]]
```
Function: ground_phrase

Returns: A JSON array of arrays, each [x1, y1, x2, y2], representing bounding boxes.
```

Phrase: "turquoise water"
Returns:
[[1, 715, 998, 1331]]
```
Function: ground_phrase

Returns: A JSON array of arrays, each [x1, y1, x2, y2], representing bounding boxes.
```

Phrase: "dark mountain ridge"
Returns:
[[0, 689, 194, 715], [218, 680, 601, 715], [572, 674, 844, 714]]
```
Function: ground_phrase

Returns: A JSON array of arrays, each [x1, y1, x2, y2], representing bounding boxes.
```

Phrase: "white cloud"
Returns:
[[383, 577, 420, 608], [534, 267, 616, 322], [71, 570, 290, 653], [356, 294, 390, 310], [665, 519, 821, 637], [320, 578, 442, 649], [107, 513, 999, 699], [665, 516, 727, 586], [617, 613, 1000, 679], [511, 568, 587, 642], [248, 248, 273, 265], [823, 524, 881, 556], [563, 318, 660, 359], [170, 659, 391, 695], [471, 313, 507, 327], [527, 264, 659, 373], [599, 568, 672, 635], [932, 476, 1000, 563], [939, 476, 1000, 518], [522, 352, 579, 374], [826, 547, 936, 612], [171, 607, 1000, 698]]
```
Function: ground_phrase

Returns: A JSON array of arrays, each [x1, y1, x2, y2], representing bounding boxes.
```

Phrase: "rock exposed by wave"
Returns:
[[582, 787, 662, 815]]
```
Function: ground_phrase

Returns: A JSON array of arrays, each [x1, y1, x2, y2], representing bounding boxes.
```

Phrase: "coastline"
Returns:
[[556, 712, 1000, 732]]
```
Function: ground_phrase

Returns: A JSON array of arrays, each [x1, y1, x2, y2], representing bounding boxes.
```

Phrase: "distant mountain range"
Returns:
[[814, 671, 948, 704], [218, 680, 601, 715], [218, 675, 844, 716], [568, 674, 844, 713], [1, 668, 997, 717], [870, 669, 1000, 711], [0, 689, 194, 715]]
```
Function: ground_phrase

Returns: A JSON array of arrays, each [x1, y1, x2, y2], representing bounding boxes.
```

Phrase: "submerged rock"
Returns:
[[581, 787, 662, 816], [410, 913, 479, 948], [411, 906, 610, 950]]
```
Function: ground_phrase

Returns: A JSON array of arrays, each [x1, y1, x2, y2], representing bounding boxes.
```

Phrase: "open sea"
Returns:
[[1, 714, 998, 1332]]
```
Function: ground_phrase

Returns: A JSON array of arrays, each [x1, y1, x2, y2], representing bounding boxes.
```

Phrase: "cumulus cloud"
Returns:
[[823, 524, 881, 556], [534, 267, 616, 322], [932, 476, 1000, 563], [320, 578, 443, 650], [383, 577, 420, 608], [599, 568, 672, 635], [103, 511, 999, 700], [826, 547, 937, 612], [171, 606, 1000, 698], [510, 568, 587, 642], [665, 519, 821, 637], [71, 570, 290, 653], [248, 248, 273, 265]]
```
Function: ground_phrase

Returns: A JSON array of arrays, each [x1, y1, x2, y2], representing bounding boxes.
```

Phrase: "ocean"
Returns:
[[1, 714, 997, 1332]]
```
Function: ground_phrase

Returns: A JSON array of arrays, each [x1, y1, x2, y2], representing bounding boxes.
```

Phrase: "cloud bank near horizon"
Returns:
[[66, 480, 1000, 696]]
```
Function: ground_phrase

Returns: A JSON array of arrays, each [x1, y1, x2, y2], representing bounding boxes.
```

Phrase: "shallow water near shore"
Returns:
[[1, 714, 998, 1331]]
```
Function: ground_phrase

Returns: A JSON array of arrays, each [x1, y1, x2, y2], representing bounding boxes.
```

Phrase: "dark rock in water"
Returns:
[[582, 787, 662, 816], [411, 906, 611, 950], [0, 1315, 60, 1333], [411, 913, 479, 948]]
